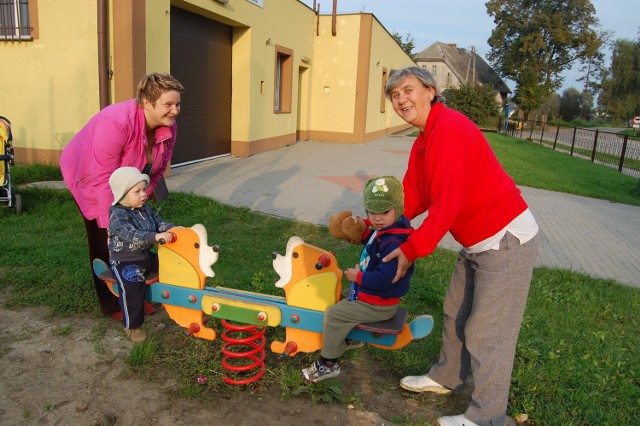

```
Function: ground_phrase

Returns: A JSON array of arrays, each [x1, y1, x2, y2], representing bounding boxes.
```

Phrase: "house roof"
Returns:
[[414, 42, 511, 94]]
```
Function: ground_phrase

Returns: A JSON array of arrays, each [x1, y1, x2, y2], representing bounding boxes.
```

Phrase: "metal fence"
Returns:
[[496, 118, 640, 179]]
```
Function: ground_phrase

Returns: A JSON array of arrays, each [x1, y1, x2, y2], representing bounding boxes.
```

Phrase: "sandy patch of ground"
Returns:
[[0, 304, 449, 425]]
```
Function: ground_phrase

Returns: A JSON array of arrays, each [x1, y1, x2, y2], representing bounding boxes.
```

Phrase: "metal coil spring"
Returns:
[[220, 319, 266, 385]]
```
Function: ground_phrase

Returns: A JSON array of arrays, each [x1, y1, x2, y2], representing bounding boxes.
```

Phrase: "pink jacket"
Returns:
[[60, 99, 177, 228]]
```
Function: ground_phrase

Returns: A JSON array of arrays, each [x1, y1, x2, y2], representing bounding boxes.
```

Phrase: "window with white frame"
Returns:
[[1, 0, 31, 41]]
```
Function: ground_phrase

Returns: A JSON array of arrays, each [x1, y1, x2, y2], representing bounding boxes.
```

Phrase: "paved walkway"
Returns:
[[166, 134, 640, 288]]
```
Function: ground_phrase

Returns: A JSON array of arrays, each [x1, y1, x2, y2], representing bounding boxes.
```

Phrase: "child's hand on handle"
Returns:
[[344, 264, 360, 282], [156, 231, 175, 244]]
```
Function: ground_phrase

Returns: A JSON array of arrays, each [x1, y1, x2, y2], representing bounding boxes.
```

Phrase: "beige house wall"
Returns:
[[416, 60, 463, 91], [417, 60, 504, 107]]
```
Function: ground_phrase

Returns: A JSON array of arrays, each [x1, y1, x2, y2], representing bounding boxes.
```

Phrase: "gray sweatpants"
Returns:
[[321, 299, 398, 359], [428, 232, 539, 426]]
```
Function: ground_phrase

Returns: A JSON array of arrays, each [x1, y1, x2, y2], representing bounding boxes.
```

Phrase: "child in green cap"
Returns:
[[302, 176, 414, 382]]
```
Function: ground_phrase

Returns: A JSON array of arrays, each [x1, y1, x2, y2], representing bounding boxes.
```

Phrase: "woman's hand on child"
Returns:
[[382, 248, 412, 284]]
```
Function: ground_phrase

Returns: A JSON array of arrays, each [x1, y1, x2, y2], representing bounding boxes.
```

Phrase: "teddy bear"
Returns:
[[327, 210, 366, 244]]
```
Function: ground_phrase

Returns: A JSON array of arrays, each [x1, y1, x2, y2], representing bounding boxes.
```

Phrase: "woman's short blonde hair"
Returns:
[[135, 72, 184, 106]]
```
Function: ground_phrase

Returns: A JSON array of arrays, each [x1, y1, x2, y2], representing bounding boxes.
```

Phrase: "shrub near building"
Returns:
[[443, 84, 500, 127]]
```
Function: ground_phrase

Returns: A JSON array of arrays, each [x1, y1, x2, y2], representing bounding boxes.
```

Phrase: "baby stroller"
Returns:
[[0, 115, 22, 214]]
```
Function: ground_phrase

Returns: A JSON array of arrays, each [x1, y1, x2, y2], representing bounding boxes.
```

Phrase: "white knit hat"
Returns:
[[109, 167, 150, 206]]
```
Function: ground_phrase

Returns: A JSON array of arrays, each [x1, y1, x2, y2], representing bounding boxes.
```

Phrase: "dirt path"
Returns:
[[0, 305, 445, 425]]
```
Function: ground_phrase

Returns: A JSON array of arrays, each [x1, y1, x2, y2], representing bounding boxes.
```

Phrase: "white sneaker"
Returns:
[[302, 360, 341, 382], [399, 374, 452, 394], [438, 414, 479, 426]]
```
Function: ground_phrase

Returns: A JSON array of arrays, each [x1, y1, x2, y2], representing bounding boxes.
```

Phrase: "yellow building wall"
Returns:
[[0, 0, 99, 163], [231, 26, 253, 144], [366, 19, 416, 134], [1, 0, 412, 163], [145, 0, 171, 74], [242, 1, 315, 143], [309, 14, 361, 136], [307, 14, 414, 143], [165, 0, 315, 152]]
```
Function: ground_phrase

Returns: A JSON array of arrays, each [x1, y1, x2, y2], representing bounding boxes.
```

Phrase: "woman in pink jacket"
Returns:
[[60, 72, 184, 318]]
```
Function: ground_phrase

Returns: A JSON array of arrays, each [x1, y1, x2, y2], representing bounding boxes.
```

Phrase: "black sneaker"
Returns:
[[302, 359, 341, 382]]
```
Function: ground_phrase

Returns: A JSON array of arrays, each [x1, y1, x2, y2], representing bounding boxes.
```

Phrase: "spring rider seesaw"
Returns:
[[94, 224, 434, 385]]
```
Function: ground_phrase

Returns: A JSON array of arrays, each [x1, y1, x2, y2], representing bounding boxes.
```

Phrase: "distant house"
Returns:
[[413, 42, 511, 107]]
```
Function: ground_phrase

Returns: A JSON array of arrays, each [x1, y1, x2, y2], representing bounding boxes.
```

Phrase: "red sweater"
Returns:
[[400, 103, 527, 262]]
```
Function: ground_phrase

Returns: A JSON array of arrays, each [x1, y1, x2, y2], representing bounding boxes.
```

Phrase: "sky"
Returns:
[[299, 0, 639, 94]]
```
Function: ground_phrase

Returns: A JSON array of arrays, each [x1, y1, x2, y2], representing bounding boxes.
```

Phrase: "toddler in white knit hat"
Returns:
[[108, 167, 178, 343]]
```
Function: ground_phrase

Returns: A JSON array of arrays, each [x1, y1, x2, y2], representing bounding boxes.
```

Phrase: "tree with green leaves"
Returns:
[[581, 91, 594, 118], [442, 84, 500, 126], [485, 0, 603, 117], [559, 88, 582, 121], [534, 92, 561, 119], [392, 31, 415, 59], [577, 50, 608, 95], [598, 36, 640, 123]]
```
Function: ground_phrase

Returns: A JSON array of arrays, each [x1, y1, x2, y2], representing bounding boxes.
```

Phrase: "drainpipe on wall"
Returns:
[[332, 0, 337, 36], [98, 0, 110, 109]]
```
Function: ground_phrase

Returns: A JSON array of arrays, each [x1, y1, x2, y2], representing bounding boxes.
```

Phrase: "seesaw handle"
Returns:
[[159, 232, 177, 245]]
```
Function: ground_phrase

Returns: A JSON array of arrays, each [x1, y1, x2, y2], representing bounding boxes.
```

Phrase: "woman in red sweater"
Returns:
[[383, 67, 539, 426]]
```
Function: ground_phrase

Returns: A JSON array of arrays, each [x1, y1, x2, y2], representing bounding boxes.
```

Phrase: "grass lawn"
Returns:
[[485, 133, 640, 206]]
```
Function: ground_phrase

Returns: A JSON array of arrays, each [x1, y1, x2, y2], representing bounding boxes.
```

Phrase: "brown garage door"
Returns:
[[170, 6, 232, 165]]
